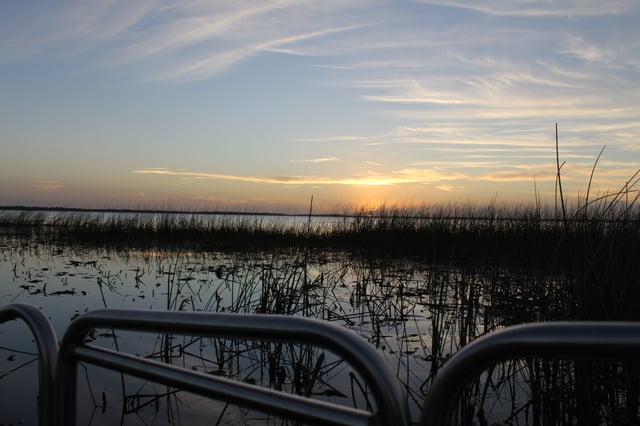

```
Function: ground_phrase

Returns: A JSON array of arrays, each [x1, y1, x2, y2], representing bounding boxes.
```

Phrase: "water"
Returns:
[[1, 240, 444, 423], [0, 233, 628, 425]]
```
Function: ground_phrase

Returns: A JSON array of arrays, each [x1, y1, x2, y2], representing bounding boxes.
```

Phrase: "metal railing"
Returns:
[[421, 321, 640, 425], [0, 303, 59, 426], [4, 302, 640, 426], [56, 308, 408, 426]]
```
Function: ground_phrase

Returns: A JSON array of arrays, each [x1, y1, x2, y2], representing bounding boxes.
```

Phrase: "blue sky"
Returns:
[[1, 1, 639, 213]]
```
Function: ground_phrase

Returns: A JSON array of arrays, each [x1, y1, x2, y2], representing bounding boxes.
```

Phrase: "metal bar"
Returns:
[[0, 303, 59, 426], [74, 345, 370, 426], [58, 309, 409, 426], [421, 322, 640, 426]]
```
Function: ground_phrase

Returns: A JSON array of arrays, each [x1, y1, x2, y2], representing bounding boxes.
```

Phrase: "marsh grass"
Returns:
[[1, 201, 638, 262]]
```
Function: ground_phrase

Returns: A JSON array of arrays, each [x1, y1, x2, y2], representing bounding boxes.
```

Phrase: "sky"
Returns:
[[1, 1, 639, 214]]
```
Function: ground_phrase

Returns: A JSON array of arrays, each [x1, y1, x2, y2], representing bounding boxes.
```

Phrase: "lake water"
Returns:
[[0, 225, 608, 425]]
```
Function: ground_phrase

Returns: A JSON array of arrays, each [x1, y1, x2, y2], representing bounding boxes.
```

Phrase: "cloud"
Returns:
[[481, 170, 547, 182], [393, 168, 468, 182], [436, 184, 465, 192], [414, 1, 637, 17], [132, 166, 468, 186], [33, 179, 64, 192], [289, 157, 340, 163], [565, 36, 607, 62], [147, 23, 365, 81], [0, 0, 158, 60], [0, 1, 369, 81], [133, 167, 379, 185]]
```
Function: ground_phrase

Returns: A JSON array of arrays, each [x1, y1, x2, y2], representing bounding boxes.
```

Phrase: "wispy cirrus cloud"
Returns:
[[414, 1, 637, 17], [0, 0, 160, 61], [0, 0, 369, 81], [146, 23, 365, 81]]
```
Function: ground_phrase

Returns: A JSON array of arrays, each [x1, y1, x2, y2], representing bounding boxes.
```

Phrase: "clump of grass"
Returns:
[[558, 179, 640, 321]]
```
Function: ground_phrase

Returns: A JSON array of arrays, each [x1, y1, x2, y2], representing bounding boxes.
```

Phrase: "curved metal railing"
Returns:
[[4, 302, 640, 426], [56, 309, 409, 426], [421, 321, 640, 425], [0, 303, 59, 426]]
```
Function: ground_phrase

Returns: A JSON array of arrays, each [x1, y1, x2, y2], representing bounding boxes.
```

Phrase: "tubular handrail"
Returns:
[[56, 309, 409, 426], [421, 321, 640, 426], [0, 303, 59, 426], [7, 304, 640, 426]]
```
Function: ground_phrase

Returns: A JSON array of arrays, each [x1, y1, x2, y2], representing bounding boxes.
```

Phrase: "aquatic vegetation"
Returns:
[[1, 234, 637, 424]]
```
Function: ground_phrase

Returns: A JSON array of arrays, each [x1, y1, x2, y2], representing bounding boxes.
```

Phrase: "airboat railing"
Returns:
[[4, 302, 640, 426], [0, 303, 58, 426], [421, 321, 640, 426], [56, 308, 409, 426]]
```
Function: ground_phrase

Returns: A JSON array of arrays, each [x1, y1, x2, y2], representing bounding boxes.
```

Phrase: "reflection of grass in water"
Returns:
[[1, 239, 639, 424], [2, 237, 639, 424], [85, 326, 368, 423], [64, 248, 373, 424]]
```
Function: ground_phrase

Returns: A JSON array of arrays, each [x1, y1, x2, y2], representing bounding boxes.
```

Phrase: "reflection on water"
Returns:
[[0, 236, 628, 425]]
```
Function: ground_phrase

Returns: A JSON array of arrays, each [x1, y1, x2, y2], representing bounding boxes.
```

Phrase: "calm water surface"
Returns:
[[0, 235, 559, 425]]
